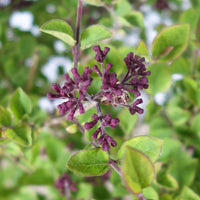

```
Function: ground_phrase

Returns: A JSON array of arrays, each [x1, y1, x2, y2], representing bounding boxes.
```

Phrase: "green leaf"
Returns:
[[152, 24, 190, 62], [0, 106, 12, 127], [67, 148, 109, 176], [180, 8, 200, 30], [122, 146, 155, 194], [147, 63, 172, 95], [114, 0, 131, 17], [40, 19, 76, 46], [157, 171, 179, 190], [118, 136, 163, 163], [166, 107, 190, 127], [168, 151, 198, 187], [142, 187, 159, 200], [81, 25, 112, 49], [10, 88, 32, 119], [83, 0, 105, 6], [159, 138, 181, 162], [124, 11, 144, 28], [136, 40, 149, 56], [177, 186, 200, 200], [4, 123, 32, 147]]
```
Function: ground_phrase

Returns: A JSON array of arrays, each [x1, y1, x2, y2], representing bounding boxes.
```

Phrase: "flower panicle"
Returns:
[[47, 45, 151, 151]]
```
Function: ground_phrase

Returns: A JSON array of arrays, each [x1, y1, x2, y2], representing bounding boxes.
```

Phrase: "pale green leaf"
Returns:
[[4, 123, 32, 147], [124, 11, 144, 28], [0, 106, 12, 127], [118, 136, 163, 163], [122, 146, 155, 194], [81, 25, 112, 49], [152, 24, 190, 62], [67, 148, 109, 176], [40, 19, 76, 46], [10, 88, 32, 119]]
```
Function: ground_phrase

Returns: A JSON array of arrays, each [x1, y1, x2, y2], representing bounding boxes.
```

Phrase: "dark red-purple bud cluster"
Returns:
[[84, 113, 119, 151], [93, 46, 110, 63], [47, 45, 150, 151], [55, 173, 76, 196], [47, 67, 93, 120]]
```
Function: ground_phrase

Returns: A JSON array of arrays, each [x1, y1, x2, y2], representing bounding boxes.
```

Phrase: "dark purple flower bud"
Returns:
[[84, 66, 92, 75], [105, 63, 112, 72], [47, 92, 61, 99], [97, 135, 104, 145], [129, 98, 144, 115], [84, 118, 98, 130], [109, 73, 118, 86], [92, 114, 99, 120], [67, 107, 76, 121], [110, 118, 120, 129], [91, 127, 101, 140], [92, 65, 102, 77], [51, 83, 61, 93], [106, 135, 117, 147], [71, 68, 81, 80], [93, 46, 110, 63], [78, 102, 85, 114], [63, 73, 74, 84], [57, 102, 70, 115], [102, 139, 110, 151], [103, 113, 112, 122]]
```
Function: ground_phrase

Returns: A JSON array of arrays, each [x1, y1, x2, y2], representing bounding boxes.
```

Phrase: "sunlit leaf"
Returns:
[[152, 24, 190, 62], [81, 25, 112, 49], [67, 148, 109, 176], [122, 146, 155, 194], [118, 136, 163, 163], [40, 19, 76, 46]]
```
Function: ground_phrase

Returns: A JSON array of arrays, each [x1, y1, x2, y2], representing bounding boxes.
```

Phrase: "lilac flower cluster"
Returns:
[[47, 67, 93, 120], [84, 113, 119, 151], [47, 45, 150, 151], [55, 173, 76, 196]]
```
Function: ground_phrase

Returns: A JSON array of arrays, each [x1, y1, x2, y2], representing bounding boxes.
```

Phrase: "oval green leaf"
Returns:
[[122, 146, 155, 194], [157, 171, 179, 190], [118, 136, 163, 163], [4, 123, 32, 147], [67, 148, 109, 176], [40, 19, 76, 46], [124, 11, 144, 28], [81, 25, 112, 49], [152, 24, 190, 62], [0, 106, 12, 127], [10, 88, 32, 119]]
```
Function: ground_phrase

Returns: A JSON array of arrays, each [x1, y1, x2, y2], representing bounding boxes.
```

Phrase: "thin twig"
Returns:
[[72, 0, 83, 69]]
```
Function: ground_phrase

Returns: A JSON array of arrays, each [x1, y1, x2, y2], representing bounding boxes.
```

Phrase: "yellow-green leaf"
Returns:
[[40, 19, 76, 46]]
